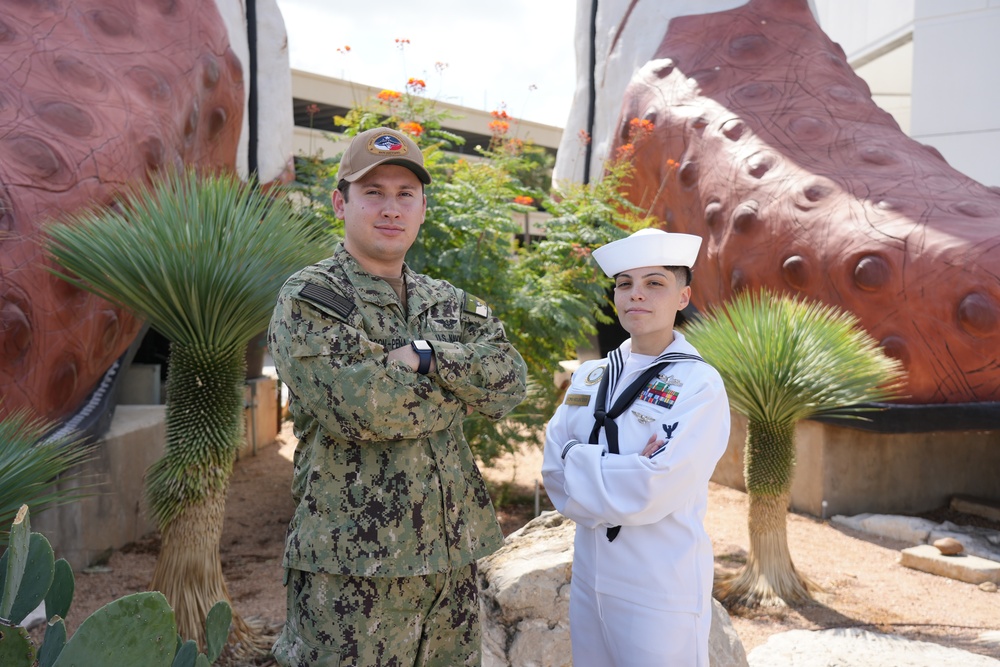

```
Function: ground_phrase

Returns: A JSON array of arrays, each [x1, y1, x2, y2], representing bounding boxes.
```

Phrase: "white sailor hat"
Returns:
[[592, 228, 703, 278]]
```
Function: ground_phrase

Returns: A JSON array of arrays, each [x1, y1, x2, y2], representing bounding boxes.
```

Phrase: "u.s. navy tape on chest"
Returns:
[[296, 283, 356, 320]]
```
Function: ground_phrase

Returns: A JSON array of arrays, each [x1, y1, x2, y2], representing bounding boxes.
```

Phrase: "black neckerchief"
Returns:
[[589, 349, 704, 542]]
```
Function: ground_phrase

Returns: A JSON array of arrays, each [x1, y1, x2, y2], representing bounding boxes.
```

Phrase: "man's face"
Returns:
[[333, 164, 426, 276], [613, 266, 691, 354]]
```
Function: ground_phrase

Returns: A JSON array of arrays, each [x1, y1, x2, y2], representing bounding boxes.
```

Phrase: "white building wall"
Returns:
[[909, 1, 1000, 186], [812, 0, 915, 60], [814, 0, 1000, 187]]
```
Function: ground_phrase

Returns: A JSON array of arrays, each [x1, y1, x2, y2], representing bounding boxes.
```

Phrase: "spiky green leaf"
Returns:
[[0, 414, 94, 548], [46, 169, 332, 355], [683, 289, 906, 425]]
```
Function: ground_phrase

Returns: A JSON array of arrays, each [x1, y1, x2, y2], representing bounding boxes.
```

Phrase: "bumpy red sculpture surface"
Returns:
[[0, 0, 243, 421], [612, 0, 1000, 404]]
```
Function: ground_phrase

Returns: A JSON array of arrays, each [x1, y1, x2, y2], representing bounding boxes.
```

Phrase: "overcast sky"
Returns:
[[273, 0, 579, 128]]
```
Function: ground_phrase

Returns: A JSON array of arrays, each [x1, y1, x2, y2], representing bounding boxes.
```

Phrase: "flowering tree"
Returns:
[[293, 72, 656, 461]]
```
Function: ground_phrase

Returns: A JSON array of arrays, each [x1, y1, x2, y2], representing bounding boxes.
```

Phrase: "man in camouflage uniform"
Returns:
[[268, 126, 527, 667]]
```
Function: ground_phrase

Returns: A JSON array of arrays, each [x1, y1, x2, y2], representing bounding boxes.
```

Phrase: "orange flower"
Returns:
[[504, 138, 524, 155], [577, 129, 591, 146], [615, 143, 635, 160], [399, 121, 424, 137], [395, 38, 410, 49], [629, 117, 654, 132], [627, 117, 655, 143], [488, 119, 510, 135], [406, 78, 427, 92], [305, 103, 320, 116], [377, 89, 402, 102], [571, 244, 592, 259], [491, 109, 511, 121], [513, 195, 534, 206], [337, 45, 351, 54]]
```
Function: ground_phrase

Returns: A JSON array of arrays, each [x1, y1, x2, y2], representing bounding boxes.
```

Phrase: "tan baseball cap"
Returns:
[[337, 127, 431, 184]]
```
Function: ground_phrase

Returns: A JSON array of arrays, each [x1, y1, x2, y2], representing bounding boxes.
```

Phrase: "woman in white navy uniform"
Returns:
[[542, 228, 731, 667]]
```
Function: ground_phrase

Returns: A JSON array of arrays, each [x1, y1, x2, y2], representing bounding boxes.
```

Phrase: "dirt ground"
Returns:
[[67, 422, 1000, 663]]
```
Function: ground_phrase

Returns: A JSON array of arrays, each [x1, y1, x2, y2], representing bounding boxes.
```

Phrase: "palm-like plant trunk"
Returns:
[[715, 420, 820, 607], [150, 492, 252, 647], [146, 343, 254, 650], [46, 168, 333, 655]]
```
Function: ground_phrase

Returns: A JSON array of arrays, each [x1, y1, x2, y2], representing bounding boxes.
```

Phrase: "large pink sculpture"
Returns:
[[0, 1, 244, 422], [611, 0, 1000, 404]]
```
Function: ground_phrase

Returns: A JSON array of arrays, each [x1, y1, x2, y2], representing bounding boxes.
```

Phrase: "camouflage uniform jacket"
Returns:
[[268, 243, 527, 577]]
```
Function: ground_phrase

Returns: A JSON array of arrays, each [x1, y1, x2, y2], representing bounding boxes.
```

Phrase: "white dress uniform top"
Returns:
[[543, 332, 729, 607]]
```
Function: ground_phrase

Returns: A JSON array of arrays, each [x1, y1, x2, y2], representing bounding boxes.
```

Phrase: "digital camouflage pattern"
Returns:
[[268, 243, 527, 578], [272, 564, 482, 667]]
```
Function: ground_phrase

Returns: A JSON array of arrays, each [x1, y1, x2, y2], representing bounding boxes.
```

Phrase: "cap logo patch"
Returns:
[[368, 133, 408, 155]]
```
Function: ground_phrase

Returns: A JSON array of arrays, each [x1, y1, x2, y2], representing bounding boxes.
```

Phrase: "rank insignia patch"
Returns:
[[638, 378, 679, 409]]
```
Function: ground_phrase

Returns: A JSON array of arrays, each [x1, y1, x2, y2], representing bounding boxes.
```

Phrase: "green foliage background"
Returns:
[[292, 88, 659, 462]]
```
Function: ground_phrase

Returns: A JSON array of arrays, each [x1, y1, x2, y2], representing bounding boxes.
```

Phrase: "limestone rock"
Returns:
[[479, 512, 574, 667], [933, 536, 964, 555], [709, 597, 749, 667], [929, 522, 1000, 562], [748, 628, 1000, 666], [900, 545, 1000, 585], [832, 514, 1000, 564], [830, 514, 938, 545], [478, 511, 748, 667]]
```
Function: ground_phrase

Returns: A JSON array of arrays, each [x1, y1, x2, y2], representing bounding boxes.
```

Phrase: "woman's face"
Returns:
[[614, 266, 691, 355]]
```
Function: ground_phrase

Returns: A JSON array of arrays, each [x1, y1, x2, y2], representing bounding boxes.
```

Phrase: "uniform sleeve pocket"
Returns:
[[289, 334, 330, 358], [288, 328, 366, 358]]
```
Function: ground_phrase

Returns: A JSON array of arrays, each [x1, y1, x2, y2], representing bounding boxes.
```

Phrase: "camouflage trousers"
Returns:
[[271, 562, 482, 667]]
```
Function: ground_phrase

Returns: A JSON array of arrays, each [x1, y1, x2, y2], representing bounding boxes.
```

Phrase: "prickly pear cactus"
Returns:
[[8, 533, 55, 625], [0, 504, 55, 626], [0, 622, 36, 666], [45, 558, 75, 621], [51, 591, 176, 667], [0, 505, 31, 621], [204, 600, 232, 663], [37, 617, 66, 667], [1, 506, 233, 666], [172, 639, 199, 667]]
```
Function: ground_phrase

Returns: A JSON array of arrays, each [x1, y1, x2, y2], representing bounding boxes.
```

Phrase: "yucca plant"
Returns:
[[46, 168, 331, 651], [0, 409, 93, 547], [683, 289, 906, 608]]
